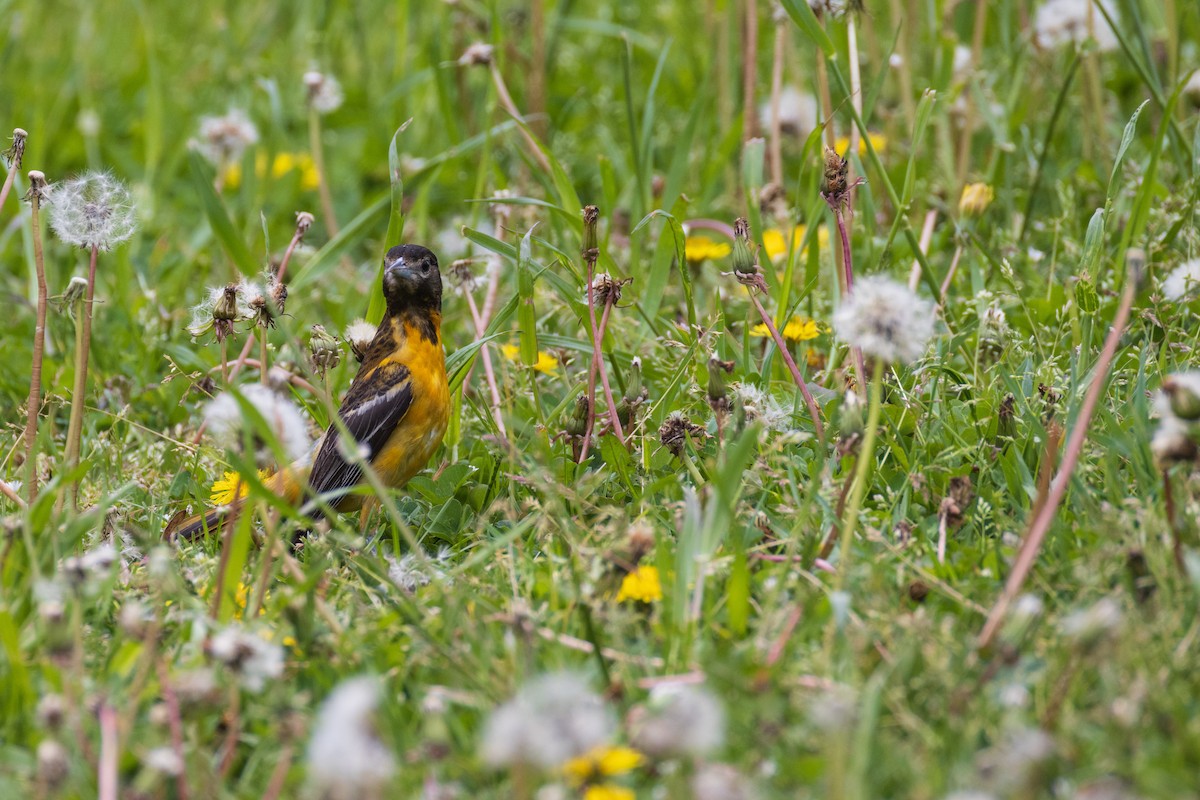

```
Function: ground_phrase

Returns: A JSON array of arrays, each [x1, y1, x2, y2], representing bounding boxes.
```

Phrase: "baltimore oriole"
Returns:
[[169, 244, 450, 539]]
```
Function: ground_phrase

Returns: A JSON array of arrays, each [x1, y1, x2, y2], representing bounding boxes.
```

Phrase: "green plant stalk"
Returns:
[[63, 244, 100, 512], [258, 327, 269, 386], [24, 190, 47, 504], [747, 289, 826, 442], [954, 0, 989, 184], [308, 107, 340, 239], [834, 358, 884, 595]]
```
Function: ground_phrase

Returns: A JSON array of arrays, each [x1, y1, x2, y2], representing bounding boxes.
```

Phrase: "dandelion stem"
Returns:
[[768, 14, 786, 186], [25, 181, 47, 504], [833, 358, 884, 593], [847, 12, 863, 170], [741, 0, 759, 142], [463, 282, 507, 436], [488, 61, 552, 173], [832, 204, 868, 392], [258, 327, 269, 386], [953, 0, 989, 185], [156, 660, 191, 800], [63, 244, 100, 511], [1162, 468, 1187, 576], [746, 290, 826, 442], [98, 702, 119, 800], [977, 275, 1137, 649]]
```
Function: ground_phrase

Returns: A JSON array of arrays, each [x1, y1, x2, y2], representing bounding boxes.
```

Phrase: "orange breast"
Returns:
[[369, 319, 450, 489]]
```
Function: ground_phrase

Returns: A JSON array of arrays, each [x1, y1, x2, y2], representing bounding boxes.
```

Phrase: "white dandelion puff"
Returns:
[[692, 764, 758, 800], [143, 746, 184, 776], [631, 682, 725, 758], [1161, 258, 1200, 301], [759, 86, 818, 139], [344, 319, 378, 362], [833, 275, 936, 364], [1061, 597, 1123, 645], [204, 384, 311, 467], [1033, 0, 1119, 52], [194, 108, 259, 166], [307, 677, 397, 799], [480, 672, 614, 768], [732, 383, 791, 432], [47, 172, 138, 251], [207, 626, 284, 692], [304, 70, 345, 115]]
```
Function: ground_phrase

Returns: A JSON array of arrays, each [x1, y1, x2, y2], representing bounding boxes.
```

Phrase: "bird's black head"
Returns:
[[382, 244, 442, 314]]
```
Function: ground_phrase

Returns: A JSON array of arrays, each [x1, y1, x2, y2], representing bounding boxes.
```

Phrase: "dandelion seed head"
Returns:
[[1033, 0, 1119, 52], [631, 682, 725, 758], [195, 108, 259, 166], [304, 70, 345, 114], [1161, 259, 1200, 302], [732, 383, 791, 432], [207, 626, 284, 692], [204, 384, 311, 468], [47, 172, 137, 251], [832, 275, 935, 364], [345, 319, 379, 363], [37, 739, 69, 790], [758, 86, 818, 139], [480, 672, 614, 768], [307, 677, 396, 798], [692, 764, 757, 800], [808, 684, 859, 732], [458, 42, 495, 66], [143, 746, 184, 776], [1061, 597, 1123, 645]]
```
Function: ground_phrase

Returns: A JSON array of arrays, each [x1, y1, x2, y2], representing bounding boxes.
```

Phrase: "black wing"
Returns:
[[306, 362, 413, 509]]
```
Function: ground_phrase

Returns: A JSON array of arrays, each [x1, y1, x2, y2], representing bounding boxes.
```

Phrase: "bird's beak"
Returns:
[[384, 257, 420, 291]]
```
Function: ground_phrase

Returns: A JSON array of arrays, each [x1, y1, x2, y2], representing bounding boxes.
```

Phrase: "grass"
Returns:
[[2, 0, 1200, 797]]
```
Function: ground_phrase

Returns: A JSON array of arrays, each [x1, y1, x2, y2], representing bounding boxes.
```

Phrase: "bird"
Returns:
[[167, 244, 450, 540]]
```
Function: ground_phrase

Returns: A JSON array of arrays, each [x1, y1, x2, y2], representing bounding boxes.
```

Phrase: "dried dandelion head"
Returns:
[[309, 324, 341, 376], [195, 109, 259, 166], [47, 172, 137, 251], [189, 283, 250, 342], [4, 128, 28, 168], [658, 411, 706, 458], [304, 70, 345, 114], [458, 42, 495, 67]]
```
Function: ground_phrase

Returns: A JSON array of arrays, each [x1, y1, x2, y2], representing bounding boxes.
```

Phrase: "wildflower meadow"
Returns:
[[4, 0, 1200, 797]]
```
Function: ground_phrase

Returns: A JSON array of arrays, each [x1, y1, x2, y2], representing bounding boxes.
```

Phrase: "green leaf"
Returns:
[[188, 151, 259, 276], [778, 0, 837, 57], [517, 228, 539, 366]]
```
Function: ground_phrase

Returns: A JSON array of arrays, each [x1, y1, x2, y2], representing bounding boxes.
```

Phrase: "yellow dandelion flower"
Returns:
[[684, 235, 732, 263], [616, 566, 663, 603], [833, 132, 888, 156], [209, 469, 270, 505], [762, 226, 808, 262], [959, 182, 994, 217], [564, 746, 644, 785], [584, 786, 635, 800], [223, 162, 243, 189], [501, 344, 560, 375], [749, 316, 823, 342]]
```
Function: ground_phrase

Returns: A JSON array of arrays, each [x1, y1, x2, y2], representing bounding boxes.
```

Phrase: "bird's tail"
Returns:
[[164, 469, 304, 541]]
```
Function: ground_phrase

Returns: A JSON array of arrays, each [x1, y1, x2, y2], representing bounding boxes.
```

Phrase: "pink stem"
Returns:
[[464, 286, 507, 435], [746, 291, 825, 442], [98, 703, 119, 800], [977, 277, 1137, 649]]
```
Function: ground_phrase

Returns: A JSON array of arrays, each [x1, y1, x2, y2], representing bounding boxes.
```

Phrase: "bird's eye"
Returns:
[[421, 262, 430, 275]]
